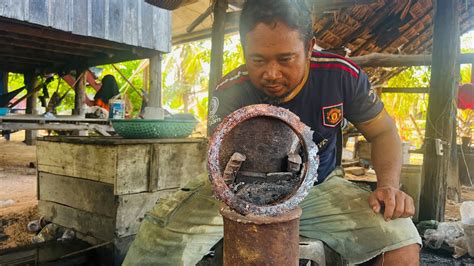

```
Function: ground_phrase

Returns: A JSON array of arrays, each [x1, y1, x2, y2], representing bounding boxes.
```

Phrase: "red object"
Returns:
[[63, 70, 101, 92], [95, 98, 110, 111], [458, 83, 474, 110]]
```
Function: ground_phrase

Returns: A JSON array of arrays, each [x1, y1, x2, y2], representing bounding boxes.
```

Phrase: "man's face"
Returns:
[[244, 22, 312, 98]]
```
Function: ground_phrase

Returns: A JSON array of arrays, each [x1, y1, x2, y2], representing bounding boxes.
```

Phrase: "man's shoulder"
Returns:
[[214, 65, 249, 91], [310, 50, 361, 79]]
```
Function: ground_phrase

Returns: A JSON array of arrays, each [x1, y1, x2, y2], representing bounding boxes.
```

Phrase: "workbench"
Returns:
[[36, 136, 208, 264], [0, 114, 112, 135]]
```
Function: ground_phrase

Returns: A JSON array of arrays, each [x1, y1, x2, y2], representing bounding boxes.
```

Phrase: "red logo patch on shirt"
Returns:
[[322, 103, 343, 127]]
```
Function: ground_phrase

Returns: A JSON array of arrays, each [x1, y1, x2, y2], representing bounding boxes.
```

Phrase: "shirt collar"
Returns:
[[281, 61, 310, 103]]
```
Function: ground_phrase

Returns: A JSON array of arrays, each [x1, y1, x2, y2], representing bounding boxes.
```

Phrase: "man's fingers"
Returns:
[[368, 194, 381, 213], [392, 192, 405, 219], [402, 196, 416, 218], [382, 191, 396, 221], [370, 188, 417, 220]]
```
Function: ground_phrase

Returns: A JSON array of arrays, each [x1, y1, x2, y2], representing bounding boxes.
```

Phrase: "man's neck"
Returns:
[[280, 60, 311, 103]]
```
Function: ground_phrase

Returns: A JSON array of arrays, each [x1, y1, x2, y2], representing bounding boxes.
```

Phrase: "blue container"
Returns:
[[109, 99, 125, 119], [0, 107, 9, 116]]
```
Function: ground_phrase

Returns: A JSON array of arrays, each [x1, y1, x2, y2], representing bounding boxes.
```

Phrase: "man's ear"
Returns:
[[307, 37, 316, 58], [241, 41, 248, 62]]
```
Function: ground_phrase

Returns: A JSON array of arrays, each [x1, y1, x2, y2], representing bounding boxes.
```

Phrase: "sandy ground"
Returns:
[[0, 131, 39, 249]]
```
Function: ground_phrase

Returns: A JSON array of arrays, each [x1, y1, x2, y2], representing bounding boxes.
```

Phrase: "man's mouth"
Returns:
[[264, 84, 284, 93]]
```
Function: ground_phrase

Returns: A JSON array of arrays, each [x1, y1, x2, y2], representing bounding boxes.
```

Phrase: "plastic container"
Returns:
[[461, 201, 474, 256], [0, 107, 9, 116], [109, 99, 125, 119]]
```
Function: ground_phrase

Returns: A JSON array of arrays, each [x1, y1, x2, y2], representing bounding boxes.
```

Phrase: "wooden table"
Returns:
[[0, 114, 112, 135]]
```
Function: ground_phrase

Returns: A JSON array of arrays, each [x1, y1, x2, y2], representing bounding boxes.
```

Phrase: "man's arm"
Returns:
[[355, 109, 415, 221]]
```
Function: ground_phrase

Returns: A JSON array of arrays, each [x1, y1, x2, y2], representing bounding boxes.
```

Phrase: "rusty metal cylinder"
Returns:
[[221, 206, 302, 266]]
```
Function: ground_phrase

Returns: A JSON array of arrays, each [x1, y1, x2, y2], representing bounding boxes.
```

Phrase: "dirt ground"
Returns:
[[0, 131, 39, 249], [445, 186, 474, 222]]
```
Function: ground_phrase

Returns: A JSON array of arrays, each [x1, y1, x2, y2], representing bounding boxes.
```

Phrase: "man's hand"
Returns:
[[368, 186, 415, 221]]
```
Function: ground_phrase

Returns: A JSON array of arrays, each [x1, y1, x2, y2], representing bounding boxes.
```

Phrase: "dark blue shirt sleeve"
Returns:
[[343, 70, 384, 124]]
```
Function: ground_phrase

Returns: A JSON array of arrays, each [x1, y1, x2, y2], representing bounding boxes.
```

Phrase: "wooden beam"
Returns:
[[0, 51, 58, 64], [0, 64, 28, 74], [380, 87, 429, 93], [0, 37, 98, 58], [112, 64, 147, 102], [311, 0, 376, 12], [0, 19, 130, 51], [419, 0, 459, 221], [73, 70, 87, 116], [0, 72, 7, 94], [0, 123, 92, 131], [186, 3, 214, 33], [148, 54, 162, 108], [351, 53, 474, 67], [173, 11, 239, 45], [0, 30, 110, 54], [143, 64, 149, 94], [173, 26, 238, 46], [0, 57, 45, 67], [81, 50, 159, 70], [208, 0, 228, 126], [447, 115, 461, 202], [24, 72, 39, 146]]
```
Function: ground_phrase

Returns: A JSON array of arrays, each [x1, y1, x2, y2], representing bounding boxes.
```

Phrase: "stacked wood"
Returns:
[[36, 137, 207, 263]]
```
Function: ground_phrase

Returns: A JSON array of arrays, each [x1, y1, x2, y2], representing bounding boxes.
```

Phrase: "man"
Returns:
[[124, 1, 421, 265]]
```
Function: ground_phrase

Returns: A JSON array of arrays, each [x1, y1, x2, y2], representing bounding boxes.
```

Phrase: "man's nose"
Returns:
[[262, 62, 282, 81]]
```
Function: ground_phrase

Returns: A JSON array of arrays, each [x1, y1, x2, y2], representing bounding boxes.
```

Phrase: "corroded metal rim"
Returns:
[[208, 104, 319, 216], [220, 205, 302, 225]]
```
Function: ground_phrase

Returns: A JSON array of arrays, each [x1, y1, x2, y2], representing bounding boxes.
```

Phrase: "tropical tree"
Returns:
[[161, 35, 244, 135], [382, 30, 473, 147]]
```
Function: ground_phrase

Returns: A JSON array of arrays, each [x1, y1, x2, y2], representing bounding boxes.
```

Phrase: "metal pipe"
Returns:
[[221, 206, 301, 266], [208, 105, 320, 264]]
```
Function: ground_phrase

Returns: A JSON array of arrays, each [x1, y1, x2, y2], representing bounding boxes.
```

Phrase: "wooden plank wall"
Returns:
[[36, 140, 208, 195], [39, 172, 116, 217], [37, 141, 118, 184], [38, 172, 180, 240], [39, 200, 116, 240], [0, 0, 171, 52]]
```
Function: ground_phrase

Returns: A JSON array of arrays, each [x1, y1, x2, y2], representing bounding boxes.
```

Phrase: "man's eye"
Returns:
[[252, 59, 264, 64], [279, 57, 292, 62]]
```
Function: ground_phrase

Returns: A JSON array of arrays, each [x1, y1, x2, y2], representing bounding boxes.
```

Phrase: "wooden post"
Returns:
[[419, 0, 459, 221], [208, 0, 228, 90], [143, 64, 149, 94], [446, 56, 462, 202], [73, 70, 86, 116], [0, 72, 8, 94], [350, 53, 474, 68], [208, 0, 228, 128], [148, 54, 162, 108], [447, 125, 461, 202], [24, 72, 39, 145], [73, 70, 87, 136]]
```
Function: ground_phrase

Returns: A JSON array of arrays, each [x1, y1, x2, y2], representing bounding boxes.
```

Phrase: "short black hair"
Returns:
[[239, 0, 313, 50]]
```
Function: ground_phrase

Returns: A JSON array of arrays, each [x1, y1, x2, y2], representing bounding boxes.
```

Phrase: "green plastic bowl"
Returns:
[[111, 118, 198, 139]]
